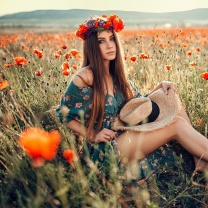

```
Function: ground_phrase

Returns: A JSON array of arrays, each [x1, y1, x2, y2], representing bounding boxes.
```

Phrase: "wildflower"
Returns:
[[62, 44, 67, 49], [62, 69, 71, 76], [139, 53, 150, 59], [0, 81, 9, 90], [130, 55, 137, 62], [72, 65, 78, 70], [200, 72, 208, 80], [63, 53, 71, 59], [56, 49, 62, 55], [186, 51, 193, 56], [63, 149, 77, 168], [196, 118, 203, 126], [35, 70, 43, 76], [33, 48, 43, 58], [18, 127, 61, 167], [14, 56, 28, 66], [196, 47, 200, 52], [37, 51, 43, 58], [4, 63, 15, 68], [54, 53, 61, 59], [75, 53, 82, 59], [165, 65, 172, 70], [190, 62, 196, 67], [22, 45, 30, 51], [70, 49, 79, 56], [61, 61, 70, 70]]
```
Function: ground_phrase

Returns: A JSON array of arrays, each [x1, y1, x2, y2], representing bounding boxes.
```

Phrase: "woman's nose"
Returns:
[[107, 42, 113, 49]]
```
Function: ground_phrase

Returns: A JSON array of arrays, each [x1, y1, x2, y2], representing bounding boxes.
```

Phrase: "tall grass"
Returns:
[[0, 27, 208, 207]]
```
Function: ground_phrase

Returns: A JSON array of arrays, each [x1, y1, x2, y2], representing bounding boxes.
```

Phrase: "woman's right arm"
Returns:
[[66, 119, 95, 143], [66, 120, 117, 144]]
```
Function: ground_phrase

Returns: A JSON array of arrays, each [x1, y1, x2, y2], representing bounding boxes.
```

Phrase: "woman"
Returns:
[[56, 14, 208, 179]]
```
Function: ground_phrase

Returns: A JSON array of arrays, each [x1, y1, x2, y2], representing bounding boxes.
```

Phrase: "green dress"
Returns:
[[56, 80, 179, 179]]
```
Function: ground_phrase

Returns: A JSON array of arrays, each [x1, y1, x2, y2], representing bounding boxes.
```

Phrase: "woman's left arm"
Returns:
[[149, 81, 177, 95]]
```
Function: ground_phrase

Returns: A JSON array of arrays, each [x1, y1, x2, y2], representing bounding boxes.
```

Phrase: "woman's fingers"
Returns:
[[94, 128, 117, 143], [161, 81, 177, 94]]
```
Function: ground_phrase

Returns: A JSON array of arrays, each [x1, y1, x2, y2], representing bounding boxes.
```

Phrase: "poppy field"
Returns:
[[0, 27, 208, 207]]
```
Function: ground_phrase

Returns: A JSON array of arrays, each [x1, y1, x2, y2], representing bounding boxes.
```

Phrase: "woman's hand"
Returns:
[[93, 128, 117, 144], [161, 81, 177, 95]]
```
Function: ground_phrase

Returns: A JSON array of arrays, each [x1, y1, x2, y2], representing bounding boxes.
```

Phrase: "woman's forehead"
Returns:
[[97, 30, 113, 38]]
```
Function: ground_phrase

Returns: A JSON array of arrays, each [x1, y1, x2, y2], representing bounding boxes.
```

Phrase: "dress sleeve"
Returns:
[[56, 81, 92, 124]]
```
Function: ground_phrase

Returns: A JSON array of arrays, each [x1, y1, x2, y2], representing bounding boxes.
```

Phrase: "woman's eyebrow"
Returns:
[[98, 37, 105, 40], [98, 35, 114, 40]]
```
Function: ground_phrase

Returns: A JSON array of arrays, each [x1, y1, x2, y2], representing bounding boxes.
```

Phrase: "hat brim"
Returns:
[[111, 88, 182, 132]]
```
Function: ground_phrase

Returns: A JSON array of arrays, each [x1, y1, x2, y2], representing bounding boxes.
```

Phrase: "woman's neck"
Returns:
[[103, 60, 110, 75]]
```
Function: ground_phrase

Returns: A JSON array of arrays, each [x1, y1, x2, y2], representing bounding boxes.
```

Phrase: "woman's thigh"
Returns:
[[115, 127, 175, 163]]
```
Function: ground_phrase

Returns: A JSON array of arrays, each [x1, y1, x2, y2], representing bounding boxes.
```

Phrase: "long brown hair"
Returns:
[[81, 19, 134, 137]]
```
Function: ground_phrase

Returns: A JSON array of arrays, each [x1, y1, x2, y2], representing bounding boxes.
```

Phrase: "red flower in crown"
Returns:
[[108, 14, 123, 32], [75, 24, 89, 40], [75, 14, 125, 40]]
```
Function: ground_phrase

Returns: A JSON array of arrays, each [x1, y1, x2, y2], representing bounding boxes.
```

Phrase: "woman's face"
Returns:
[[97, 30, 117, 63]]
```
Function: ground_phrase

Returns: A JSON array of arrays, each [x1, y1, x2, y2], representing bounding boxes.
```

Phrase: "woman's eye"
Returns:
[[98, 40, 104, 44], [110, 37, 115, 41]]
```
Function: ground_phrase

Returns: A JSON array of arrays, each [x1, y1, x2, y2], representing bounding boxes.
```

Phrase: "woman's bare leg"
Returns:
[[115, 116, 208, 164], [179, 107, 207, 170]]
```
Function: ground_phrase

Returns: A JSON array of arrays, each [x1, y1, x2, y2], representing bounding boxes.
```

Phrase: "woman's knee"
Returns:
[[173, 116, 190, 135]]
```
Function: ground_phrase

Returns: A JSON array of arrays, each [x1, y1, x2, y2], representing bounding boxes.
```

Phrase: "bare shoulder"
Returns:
[[72, 67, 94, 87]]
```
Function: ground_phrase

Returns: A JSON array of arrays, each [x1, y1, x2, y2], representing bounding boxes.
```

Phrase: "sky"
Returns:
[[1, 0, 208, 16]]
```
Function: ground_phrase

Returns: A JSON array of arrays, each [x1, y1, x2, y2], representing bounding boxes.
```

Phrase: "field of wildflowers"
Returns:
[[0, 27, 208, 207]]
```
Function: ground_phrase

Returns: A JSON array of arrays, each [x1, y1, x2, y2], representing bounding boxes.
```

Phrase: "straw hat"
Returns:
[[111, 88, 182, 132]]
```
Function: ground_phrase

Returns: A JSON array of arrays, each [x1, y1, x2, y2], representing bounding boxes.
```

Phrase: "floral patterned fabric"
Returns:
[[56, 80, 178, 179]]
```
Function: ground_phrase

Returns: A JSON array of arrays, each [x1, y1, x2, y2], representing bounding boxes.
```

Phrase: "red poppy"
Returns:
[[62, 69, 71, 76], [14, 57, 28, 66], [54, 53, 61, 59], [62, 44, 67, 49], [75, 24, 88, 40], [70, 49, 79, 56], [33, 48, 39, 54], [4, 63, 15, 68], [35, 70, 43, 76], [130, 55, 137, 62], [190, 62, 196, 67], [103, 21, 113, 29], [139, 53, 150, 59], [112, 17, 124, 32], [56, 49, 62, 55], [33, 49, 43, 58], [37, 51, 43, 58], [200, 72, 208, 80], [0, 81, 9, 90], [64, 53, 71, 59], [22, 45, 29, 51], [18, 127, 61, 167], [196, 47, 200, 52], [165, 65, 172, 70], [186, 51, 193, 56], [61, 61, 69, 70], [63, 149, 77, 167], [72, 65, 78, 70]]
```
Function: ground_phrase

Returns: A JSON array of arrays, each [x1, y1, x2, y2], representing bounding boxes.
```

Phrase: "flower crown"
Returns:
[[75, 14, 125, 40]]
